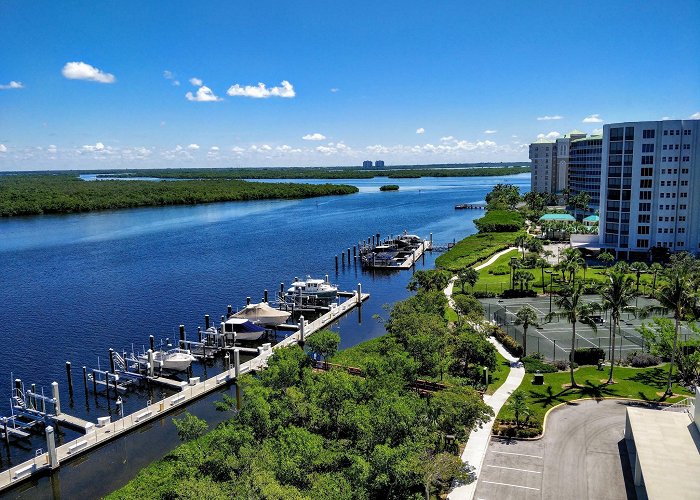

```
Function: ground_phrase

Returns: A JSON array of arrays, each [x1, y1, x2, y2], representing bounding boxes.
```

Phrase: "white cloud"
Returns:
[[537, 131, 561, 140], [440, 136, 454, 142], [690, 112, 700, 119], [82, 142, 106, 152], [189, 77, 203, 87], [661, 116, 672, 120], [226, 80, 295, 98], [416, 128, 425, 134], [0, 144, 7, 153], [47, 145, 57, 153], [163, 70, 180, 86], [582, 114, 603, 123], [537, 115, 563, 121], [187, 144, 200, 150], [62, 62, 115, 83], [330, 88, 340, 93], [0, 81, 24, 90], [591, 128, 603, 135], [210, 146, 220, 151], [484, 130, 497, 134], [185, 85, 222, 102], [302, 133, 326, 141], [231, 146, 245, 153]]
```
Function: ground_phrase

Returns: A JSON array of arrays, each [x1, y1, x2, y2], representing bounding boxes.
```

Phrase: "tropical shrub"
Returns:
[[572, 348, 605, 365], [625, 352, 660, 368], [487, 324, 523, 357]]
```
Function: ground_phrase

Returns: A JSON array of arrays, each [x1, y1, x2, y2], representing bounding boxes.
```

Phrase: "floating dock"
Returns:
[[0, 287, 369, 493], [360, 236, 432, 269]]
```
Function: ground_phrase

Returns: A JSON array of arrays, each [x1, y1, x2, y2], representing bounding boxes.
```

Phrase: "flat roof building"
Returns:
[[598, 119, 700, 257]]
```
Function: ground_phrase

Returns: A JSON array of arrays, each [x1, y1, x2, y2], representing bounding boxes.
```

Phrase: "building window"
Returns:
[[637, 239, 649, 248], [638, 214, 650, 223], [639, 191, 652, 200], [640, 179, 652, 188], [664, 130, 668, 136], [678, 228, 686, 234], [641, 155, 654, 165], [643, 129, 655, 139], [641, 168, 653, 176], [639, 203, 651, 211], [642, 144, 654, 153], [679, 216, 686, 222], [637, 226, 650, 235], [680, 192, 688, 198]]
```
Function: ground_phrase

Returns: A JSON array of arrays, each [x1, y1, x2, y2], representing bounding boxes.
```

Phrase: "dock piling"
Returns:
[[30, 383, 36, 410], [341, 252, 345, 266], [233, 349, 240, 378], [264, 289, 268, 303], [335, 255, 338, 269], [299, 315, 305, 345], [109, 349, 115, 375], [357, 283, 362, 304], [353, 246, 356, 258], [65, 362, 73, 396], [347, 248, 351, 263], [246, 296, 251, 306], [149, 335, 155, 352], [227, 305, 232, 317], [51, 381, 61, 416], [82, 366, 88, 396], [147, 350, 154, 377], [197, 326, 202, 343], [46, 426, 59, 468], [179, 325, 185, 348], [205, 314, 210, 330]]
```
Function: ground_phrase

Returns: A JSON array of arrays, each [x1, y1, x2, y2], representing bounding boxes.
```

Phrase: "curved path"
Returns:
[[444, 247, 524, 500]]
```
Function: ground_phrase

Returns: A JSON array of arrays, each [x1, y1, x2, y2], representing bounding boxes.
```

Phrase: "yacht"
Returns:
[[141, 348, 195, 372], [285, 275, 338, 303]]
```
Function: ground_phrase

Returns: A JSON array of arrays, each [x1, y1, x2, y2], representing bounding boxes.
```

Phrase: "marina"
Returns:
[[357, 231, 433, 269], [0, 287, 369, 492]]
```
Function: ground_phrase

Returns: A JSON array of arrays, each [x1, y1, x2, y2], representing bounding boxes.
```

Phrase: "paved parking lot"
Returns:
[[473, 399, 639, 500]]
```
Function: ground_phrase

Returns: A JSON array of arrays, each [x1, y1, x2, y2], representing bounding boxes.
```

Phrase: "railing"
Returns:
[[663, 396, 696, 420]]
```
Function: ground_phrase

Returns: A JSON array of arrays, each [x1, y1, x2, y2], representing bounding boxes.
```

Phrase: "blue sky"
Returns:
[[1, 0, 699, 170]]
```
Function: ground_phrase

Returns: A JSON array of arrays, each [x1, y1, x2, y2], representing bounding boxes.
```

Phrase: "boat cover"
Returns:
[[233, 303, 291, 321], [225, 317, 266, 332]]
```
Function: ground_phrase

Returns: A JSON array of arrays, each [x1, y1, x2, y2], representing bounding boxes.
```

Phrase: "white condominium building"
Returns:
[[529, 137, 555, 193], [598, 119, 700, 257]]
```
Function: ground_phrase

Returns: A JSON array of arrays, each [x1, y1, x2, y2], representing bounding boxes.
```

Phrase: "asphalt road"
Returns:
[[474, 399, 641, 500]]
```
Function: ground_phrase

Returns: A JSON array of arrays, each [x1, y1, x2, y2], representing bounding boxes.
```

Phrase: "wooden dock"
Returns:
[[365, 240, 432, 270], [0, 288, 369, 493]]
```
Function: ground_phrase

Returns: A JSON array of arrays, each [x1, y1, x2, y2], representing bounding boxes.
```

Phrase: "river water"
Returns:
[[0, 173, 529, 497]]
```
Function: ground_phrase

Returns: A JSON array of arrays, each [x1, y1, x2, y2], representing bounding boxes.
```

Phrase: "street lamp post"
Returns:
[[116, 396, 124, 430], [545, 270, 553, 315], [510, 256, 517, 290]]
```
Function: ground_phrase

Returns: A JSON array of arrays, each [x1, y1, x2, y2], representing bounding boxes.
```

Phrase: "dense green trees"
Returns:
[[0, 175, 359, 216], [111, 288, 493, 500]]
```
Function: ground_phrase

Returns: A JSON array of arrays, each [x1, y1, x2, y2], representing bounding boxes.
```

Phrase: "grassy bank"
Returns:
[[0, 175, 358, 216], [435, 231, 522, 271]]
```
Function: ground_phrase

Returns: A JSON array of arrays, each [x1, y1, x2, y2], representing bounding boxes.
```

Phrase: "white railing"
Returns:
[[663, 396, 696, 420]]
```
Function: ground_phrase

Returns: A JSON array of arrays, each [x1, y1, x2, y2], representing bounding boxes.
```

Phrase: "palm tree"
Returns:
[[536, 258, 549, 292], [560, 248, 585, 283], [630, 262, 649, 293], [458, 267, 479, 293], [514, 305, 539, 358], [599, 271, 637, 384], [546, 281, 599, 388], [656, 270, 696, 396], [649, 262, 664, 296], [514, 235, 528, 260], [508, 390, 531, 428]]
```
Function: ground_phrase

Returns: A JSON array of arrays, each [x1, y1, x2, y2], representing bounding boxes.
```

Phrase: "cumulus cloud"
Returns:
[[0, 81, 24, 90], [690, 112, 700, 119], [189, 77, 203, 87], [484, 130, 497, 134], [185, 85, 222, 102], [0, 144, 7, 153], [226, 80, 295, 98], [440, 136, 454, 142], [82, 142, 106, 152], [163, 70, 180, 86], [582, 114, 603, 123], [330, 88, 340, 93], [47, 145, 57, 153], [416, 128, 425, 134], [210, 146, 219, 151], [537, 131, 561, 140], [302, 133, 326, 141], [187, 144, 200, 150], [62, 62, 115, 83], [537, 115, 563, 121]]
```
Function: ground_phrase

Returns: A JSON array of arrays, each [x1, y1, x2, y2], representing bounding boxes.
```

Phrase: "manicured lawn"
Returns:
[[435, 230, 523, 271], [497, 363, 691, 426], [486, 351, 510, 395]]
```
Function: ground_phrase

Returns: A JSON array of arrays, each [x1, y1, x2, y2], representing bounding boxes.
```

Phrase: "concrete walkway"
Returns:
[[443, 246, 525, 500]]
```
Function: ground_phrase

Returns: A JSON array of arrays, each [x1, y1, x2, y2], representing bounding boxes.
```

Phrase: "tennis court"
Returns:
[[479, 295, 694, 362]]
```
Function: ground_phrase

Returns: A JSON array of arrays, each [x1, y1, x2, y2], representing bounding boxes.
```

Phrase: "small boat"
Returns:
[[232, 302, 291, 327], [140, 348, 195, 372], [285, 276, 338, 303], [221, 317, 268, 341], [455, 204, 468, 209]]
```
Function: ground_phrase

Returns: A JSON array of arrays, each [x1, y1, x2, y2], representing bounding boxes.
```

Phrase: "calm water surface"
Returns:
[[0, 174, 529, 497]]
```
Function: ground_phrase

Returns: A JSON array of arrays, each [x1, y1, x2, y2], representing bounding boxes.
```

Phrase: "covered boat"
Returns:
[[222, 317, 267, 341], [232, 302, 291, 327]]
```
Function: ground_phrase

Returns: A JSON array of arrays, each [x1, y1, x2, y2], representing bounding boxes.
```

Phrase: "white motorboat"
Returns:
[[141, 348, 195, 372], [285, 276, 338, 303], [221, 317, 268, 341], [232, 302, 291, 327]]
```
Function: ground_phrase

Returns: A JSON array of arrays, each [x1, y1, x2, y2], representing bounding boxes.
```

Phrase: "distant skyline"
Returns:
[[1, 1, 699, 170]]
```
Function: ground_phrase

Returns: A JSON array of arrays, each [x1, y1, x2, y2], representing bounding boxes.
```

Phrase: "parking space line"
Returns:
[[481, 480, 540, 491], [485, 465, 542, 474], [492, 451, 543, 459]]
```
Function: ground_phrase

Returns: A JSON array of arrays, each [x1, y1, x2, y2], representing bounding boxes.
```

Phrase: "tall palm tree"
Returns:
[[656, 271, 696, 396], [514, 304, 539, 359], [649, 262, 664, 296], [514, 235, 528, 260], [630, 262, 649, 293], [546, 281, 599, 388], [599, 271, 637, 384], [536, 258, 549, 292]]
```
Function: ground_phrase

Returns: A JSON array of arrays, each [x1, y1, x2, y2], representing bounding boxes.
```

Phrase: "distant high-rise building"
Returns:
[[529, 137, 555, 193], [375, 160, 385, 168], [568, 134, 603, 211], [598, 119, 700, 257], [362, 160, 372, 168]]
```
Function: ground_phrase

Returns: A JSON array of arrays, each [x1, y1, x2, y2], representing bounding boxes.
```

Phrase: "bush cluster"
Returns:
[[572, 348, 605, 365], [487, 324, 523, 358], [473, 210, 525, 233], [625, 351, 660, 368], [521, 355, 557, 373], [500, 289, 538, 299]]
